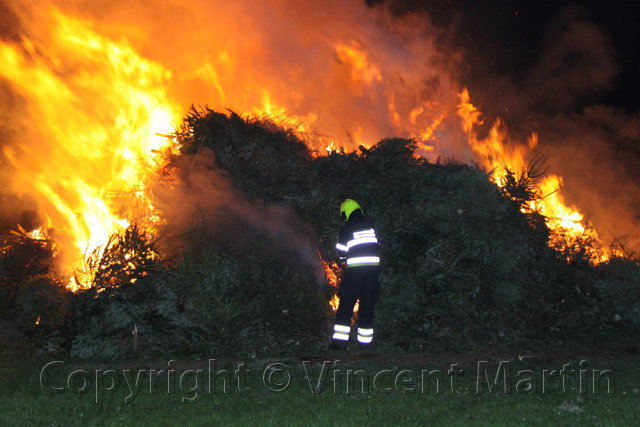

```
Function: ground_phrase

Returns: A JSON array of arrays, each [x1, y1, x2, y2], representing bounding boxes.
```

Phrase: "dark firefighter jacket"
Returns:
[[335, 210, 380, 268]]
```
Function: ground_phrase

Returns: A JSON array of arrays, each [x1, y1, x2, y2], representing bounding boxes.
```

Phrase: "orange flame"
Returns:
[[0, 7, 180, 289], [322, 260, 341, 311], [0, 0, 620, 296], [321, 260, 360, 314], [456, 89, 606, 262]]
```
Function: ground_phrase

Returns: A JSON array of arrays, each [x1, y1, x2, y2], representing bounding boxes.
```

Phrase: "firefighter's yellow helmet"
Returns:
[[340, 199, 362, 221]]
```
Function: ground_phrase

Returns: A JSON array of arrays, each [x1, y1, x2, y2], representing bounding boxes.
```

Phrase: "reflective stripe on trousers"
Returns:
[[332, 324, 350, 341], [357, 328, 374, 344]]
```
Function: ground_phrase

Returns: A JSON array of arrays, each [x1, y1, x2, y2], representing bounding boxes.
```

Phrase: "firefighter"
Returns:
[[329, 199, 380, 350]]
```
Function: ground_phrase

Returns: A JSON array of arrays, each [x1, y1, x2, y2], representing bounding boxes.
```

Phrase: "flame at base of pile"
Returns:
[[322, 260, 359, 316]]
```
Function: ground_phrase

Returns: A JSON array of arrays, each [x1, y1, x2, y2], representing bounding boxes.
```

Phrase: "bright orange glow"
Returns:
[[322, 260, 360, 315], [322, 260, 341, 311], [249, 90, 317, 135], [335, 42, 383, 87], [26, 227, 47, 241], [456, 89, 607, 262], [325, 141, 340, 155], [0, 7, 180, 288], [0, 0, 621, 298], [329, 294, 340, 312]]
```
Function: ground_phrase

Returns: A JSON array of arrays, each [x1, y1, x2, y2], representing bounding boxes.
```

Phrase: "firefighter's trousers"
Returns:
[[332, 265, 380, 346]]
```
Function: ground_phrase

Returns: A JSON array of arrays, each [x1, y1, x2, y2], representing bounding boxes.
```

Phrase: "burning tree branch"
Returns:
[[499, 153, 549, 211], [76, 224, 158, 291]]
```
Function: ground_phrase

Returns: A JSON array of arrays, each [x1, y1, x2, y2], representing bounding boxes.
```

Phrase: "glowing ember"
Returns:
[[325, 141, 339, 155], [26, 227, 47, 241]]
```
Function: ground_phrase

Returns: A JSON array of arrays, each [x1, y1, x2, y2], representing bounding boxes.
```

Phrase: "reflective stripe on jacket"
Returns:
[[335, 212, 380, 268]]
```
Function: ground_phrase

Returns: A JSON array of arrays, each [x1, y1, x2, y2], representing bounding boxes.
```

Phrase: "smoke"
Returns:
[[450, 3, 640, 251], [542, 107, 640, 250], [153, 148, 324, 280], [526, 13, 618, 111]]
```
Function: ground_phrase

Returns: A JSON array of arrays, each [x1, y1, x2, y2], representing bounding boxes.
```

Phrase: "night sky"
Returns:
[[370, 0, 640, 112]]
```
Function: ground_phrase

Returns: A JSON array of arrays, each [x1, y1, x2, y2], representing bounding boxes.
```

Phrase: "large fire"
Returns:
[[456, 89, 610, 262], [1, 5, 179, 289], [0, 0, 624, 291]]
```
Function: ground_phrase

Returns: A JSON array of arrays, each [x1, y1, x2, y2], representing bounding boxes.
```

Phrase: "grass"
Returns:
[[2, 348, 639, 426]]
